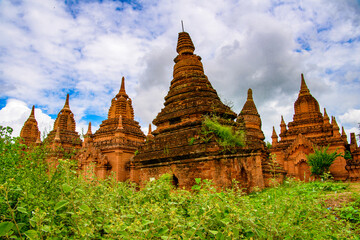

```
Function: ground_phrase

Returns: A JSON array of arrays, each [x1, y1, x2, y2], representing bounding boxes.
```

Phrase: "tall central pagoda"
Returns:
[[131, 31, 280, 190]]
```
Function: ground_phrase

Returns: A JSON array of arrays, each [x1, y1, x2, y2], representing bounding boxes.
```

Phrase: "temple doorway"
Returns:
[[298, 160, 311, 181]]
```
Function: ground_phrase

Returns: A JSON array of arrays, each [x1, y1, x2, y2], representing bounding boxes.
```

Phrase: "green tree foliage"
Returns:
[[0, 126, 359, 238], [307, 145, 342, 178]]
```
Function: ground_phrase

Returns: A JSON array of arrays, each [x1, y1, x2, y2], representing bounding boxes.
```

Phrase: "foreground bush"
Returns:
[[0, 126, 359, 239]]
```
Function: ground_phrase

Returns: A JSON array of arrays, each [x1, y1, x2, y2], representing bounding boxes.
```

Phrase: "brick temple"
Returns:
[[130, 31, 284, 190], [78, 77, 146, 180], [19, 31, 360, 187], [270, 74, 350, 181]]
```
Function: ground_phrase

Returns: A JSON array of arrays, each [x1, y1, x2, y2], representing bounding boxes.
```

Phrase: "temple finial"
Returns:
[[176, 31, 195, 55], [280, 115, 287, 133], [247, 88, 253, 100], [86, 122, 92, 135], [272, 126, 278, 145], [120, 76, 126, 93], [30, 105, 35, 118], [63, 94, 70, 110], [181, 20, 184, 32], [148, 124, 152, 135], [299, 73, 310, 96]]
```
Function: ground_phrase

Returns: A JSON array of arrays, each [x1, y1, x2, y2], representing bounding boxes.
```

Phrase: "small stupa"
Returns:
[[20, 105, 41, 146]]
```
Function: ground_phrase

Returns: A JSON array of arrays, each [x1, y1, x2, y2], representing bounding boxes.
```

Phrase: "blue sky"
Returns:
[[0, 0, 359, 142]]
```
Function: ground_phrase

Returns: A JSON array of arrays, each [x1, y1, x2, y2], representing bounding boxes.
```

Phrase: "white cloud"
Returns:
[[0, 0, 359, 144]]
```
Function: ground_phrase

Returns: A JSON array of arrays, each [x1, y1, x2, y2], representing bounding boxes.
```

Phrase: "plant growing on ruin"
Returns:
[[201, 116, 245, 151], [307, 145, 342, 179]]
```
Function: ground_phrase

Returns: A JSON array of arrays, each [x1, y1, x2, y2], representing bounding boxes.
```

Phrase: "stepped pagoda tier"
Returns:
[[80, 77, 146, 181], [20, 105, 41, 146], [45, 94, 82, 152], [131, 31, 283, 191], [270, 74, 348, 181]]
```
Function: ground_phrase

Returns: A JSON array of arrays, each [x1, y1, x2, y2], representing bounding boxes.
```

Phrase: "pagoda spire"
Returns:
[[176, 31, 195, 55], [116, 76, 128, 98], [30, 105, 35, 119], [272, 126, 278, 145], [148, 124, 152, 135], [299, 73, 310, 96], [280, 116, 287, 133], [63, 94, 70, 110], [323, 108, 330, 125], [120, 76, 126, 93], [87, 122, 92, 135], [147, 123, 154, 140], [341, 126, 347, 142]]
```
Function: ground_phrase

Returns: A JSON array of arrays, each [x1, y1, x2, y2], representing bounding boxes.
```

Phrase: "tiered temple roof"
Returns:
[[271, 74, 348, 180], [92, 77, 146, 150], [20, 105, 41, 145], [45, 94, 82, 151], [135, 31, 240, 161], [274, 74, 346, 147], [131, 31, 281, 190]]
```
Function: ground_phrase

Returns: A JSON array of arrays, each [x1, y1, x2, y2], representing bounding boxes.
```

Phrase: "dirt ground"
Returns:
[[324, 182, 360, 209]]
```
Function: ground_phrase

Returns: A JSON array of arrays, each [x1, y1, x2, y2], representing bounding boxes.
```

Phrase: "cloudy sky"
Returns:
[[0, 0, 359, 143]]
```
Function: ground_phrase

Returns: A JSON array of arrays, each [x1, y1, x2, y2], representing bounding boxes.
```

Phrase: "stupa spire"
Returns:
[[87, 122, 92, 135], [30, 105, 35, 119], [272, 126, 278, 145], [176, 31, 195, 55], [148, 124, 152, 135], [323, 108, 330, 124], [341, 126, 347, 142], [280, 116, 287, 133], [116, 76, 128, 98], [120, 76, 126, 93], [63, 94, 70, 110], [299, 73, 310, 96]]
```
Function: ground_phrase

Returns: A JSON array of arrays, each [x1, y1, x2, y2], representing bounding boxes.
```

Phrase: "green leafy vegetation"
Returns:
[[1, 126, 360, 239], [307, 145, 342, 179], [202, 116, 245, 151]]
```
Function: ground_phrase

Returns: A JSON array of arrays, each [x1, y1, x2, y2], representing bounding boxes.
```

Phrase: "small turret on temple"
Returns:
[[237, 88, 265, 146], [270, 74, 348, 181], [20, 105, 41, 146], [78, 77, 146, 181], [45, 94, 82, 152]]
